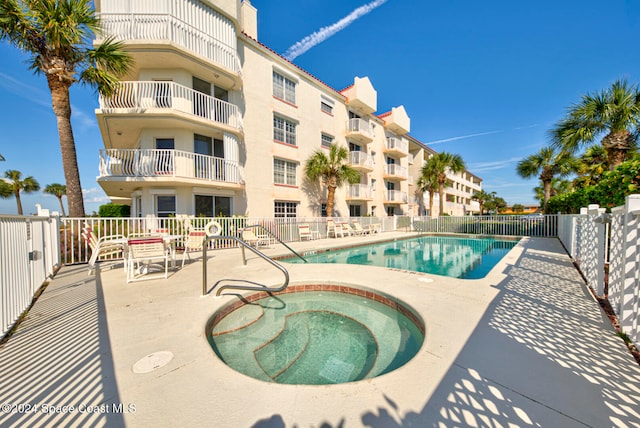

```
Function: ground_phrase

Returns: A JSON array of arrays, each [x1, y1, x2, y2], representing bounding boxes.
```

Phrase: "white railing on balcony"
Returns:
[[99, 13, 241, 75], [346, 118, 374, 139], [348, 151, 374, 169], [385, 137, 408, 153], [99, 81, 243, 130], [385, 164, 408, 178], [347, 184, 373, 199], [99, 149, 242, 184], [385, 190, 408, 203]]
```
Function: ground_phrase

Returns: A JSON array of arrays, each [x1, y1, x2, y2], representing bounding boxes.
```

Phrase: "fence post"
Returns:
[[588, 204, 607, 295], [621, 195, 640, 346]]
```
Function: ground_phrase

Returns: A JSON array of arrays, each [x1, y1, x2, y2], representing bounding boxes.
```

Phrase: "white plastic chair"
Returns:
[[126, 237, 171, 283]]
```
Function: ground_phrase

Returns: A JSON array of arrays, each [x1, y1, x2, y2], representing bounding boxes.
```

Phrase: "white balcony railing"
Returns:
[[347, 184, 373, 199], [385, 137, 408, 153], [99, 149, 242, 184], [385, 164, 408, 178], [385, 190, 408, 203], [99, 81, 243, 131], [99, 12, 241, 75], [346, 118, 374, 139], [348, 151, 374, 169]]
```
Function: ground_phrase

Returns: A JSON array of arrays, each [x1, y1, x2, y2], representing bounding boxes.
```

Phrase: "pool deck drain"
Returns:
[[1, 234, 640, 427]]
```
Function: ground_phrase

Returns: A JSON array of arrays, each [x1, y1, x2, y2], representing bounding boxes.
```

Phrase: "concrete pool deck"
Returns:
[[1, 234, 640, 427]]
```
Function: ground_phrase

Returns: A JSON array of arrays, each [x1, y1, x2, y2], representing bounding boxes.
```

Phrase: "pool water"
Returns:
[[284, 235, 518, 279], [208, 288, 424, 385]]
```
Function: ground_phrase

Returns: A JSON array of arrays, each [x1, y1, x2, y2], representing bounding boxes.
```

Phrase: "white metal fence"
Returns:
[[558, 195, 640, 349], [1, 215, 61, 338], [412, 214, 559, 237]]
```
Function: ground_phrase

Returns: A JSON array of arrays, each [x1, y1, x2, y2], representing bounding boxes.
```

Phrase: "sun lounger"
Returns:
[[82, 225, 126, 275]]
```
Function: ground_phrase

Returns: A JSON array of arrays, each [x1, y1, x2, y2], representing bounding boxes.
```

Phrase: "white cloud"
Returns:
[[0, 71, 50, 109], [425, 130, 503, 145], [468, 157, 521, 172], [283, 0, 389, 61]]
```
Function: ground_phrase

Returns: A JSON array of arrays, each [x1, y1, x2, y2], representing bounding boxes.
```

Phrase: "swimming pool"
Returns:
[[207, 285, 424, 385], [284, 235, 519, 279]]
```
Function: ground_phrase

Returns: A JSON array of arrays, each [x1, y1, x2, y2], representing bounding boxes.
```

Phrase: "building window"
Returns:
[[275, 201, 297, 218], [274, 159, 297, 186], [195, 195, 232, 217], [273, 72, 296, 104], [349, 205, 362, 217], [321, 203, 327, 217], [273, 115, 296, 146], [321, 98, 334, 114], [156, 195, 176, 218], [321, 133, 334, 148]]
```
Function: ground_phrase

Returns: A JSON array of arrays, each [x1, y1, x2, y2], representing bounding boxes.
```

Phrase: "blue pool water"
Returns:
[[208, 287, 424, 385], [284, 235, 518, 279]]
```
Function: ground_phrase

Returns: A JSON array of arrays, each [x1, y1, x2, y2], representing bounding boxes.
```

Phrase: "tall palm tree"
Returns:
[[534, 178, 572, 203], [44, 183, 67, 216], [424, 152, 466, 216], [517, 147, 574, 212], [304, 144, 360, 217], [1, 170, 40, 215], [471, 190, 492, 215], [572, 145, 608, 189], [0, 0, 133, 217], [417, 163, 439, 217], [551, 79, 640, 171]]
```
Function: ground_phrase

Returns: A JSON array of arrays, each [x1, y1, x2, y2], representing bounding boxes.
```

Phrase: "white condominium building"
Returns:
[[94, 0, 481, 218]]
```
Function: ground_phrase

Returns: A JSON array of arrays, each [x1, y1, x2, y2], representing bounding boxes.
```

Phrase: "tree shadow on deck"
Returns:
[[361, 238, 640, 427], [0, 264, 125, 427]]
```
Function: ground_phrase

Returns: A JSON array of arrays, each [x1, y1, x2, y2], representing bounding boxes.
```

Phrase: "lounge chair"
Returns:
[[179, 229, 206, 267], [351, 222, 369, 235], [241, 228, 270, 247], [82, 225, 126, 275], [326, 219, 344, 238], [369, 223, 381, 234], [341, 223, 355, 236], [126, 237, 171, 283]]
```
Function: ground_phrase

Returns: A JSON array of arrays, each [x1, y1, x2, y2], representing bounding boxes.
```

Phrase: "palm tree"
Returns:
[[517, 147, 574, 212], [1, 170, 40, 215], [471, 190, 492, 215], [304, 144, 360, 217], [44, 183, 67, 216], [572, 145, 608, 189], [424, 152, 466, 216], [417, 162, 439, 217], [0, 0, 133, 217], [534, 178, 572, 203], [551, 79, 640, 171]]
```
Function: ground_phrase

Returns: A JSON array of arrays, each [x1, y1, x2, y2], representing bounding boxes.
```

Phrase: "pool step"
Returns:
[[254, 314, 310, 380]]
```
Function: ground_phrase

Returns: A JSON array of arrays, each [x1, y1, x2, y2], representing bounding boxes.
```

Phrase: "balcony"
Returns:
[[346, 184, 373, 200], [340, 76, 377, 114], [98, 12, 241, 85], [97, 148, 243, 197], [346, 118, 374, 144], [384, 190, 408, 204], [380, 106, 410, 135], [98, 81, 243, 134], [383, 137, 408, 157], [348, 152, 374, 171], [384, 164, 408, 180]]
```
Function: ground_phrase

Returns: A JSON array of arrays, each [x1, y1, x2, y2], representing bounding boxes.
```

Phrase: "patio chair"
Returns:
[[82, 225, 126, 275], [370, 223, 381, 234], [126, 237, 171, 283], [351, 221, 369, 235], [179, 229, 206, 268], [341, 223, 355, 236], [298, 224, 319, 241], [241, 228, 270, 248], [326, 219, 344, 238]]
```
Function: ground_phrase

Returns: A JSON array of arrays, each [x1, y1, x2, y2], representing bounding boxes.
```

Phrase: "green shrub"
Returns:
[[98, 203, 130, 217]]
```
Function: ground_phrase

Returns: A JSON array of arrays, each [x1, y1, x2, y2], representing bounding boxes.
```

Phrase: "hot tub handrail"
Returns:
[[202, 235, 290, 296], [245, 223, 307, 263]]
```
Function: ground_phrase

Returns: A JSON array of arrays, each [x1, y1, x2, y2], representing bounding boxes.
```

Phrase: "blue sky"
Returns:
[[1, 0, 639, 215]]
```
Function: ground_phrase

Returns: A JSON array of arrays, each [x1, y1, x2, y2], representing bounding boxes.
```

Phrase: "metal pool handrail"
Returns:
[[202, 235, 291, 296]]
